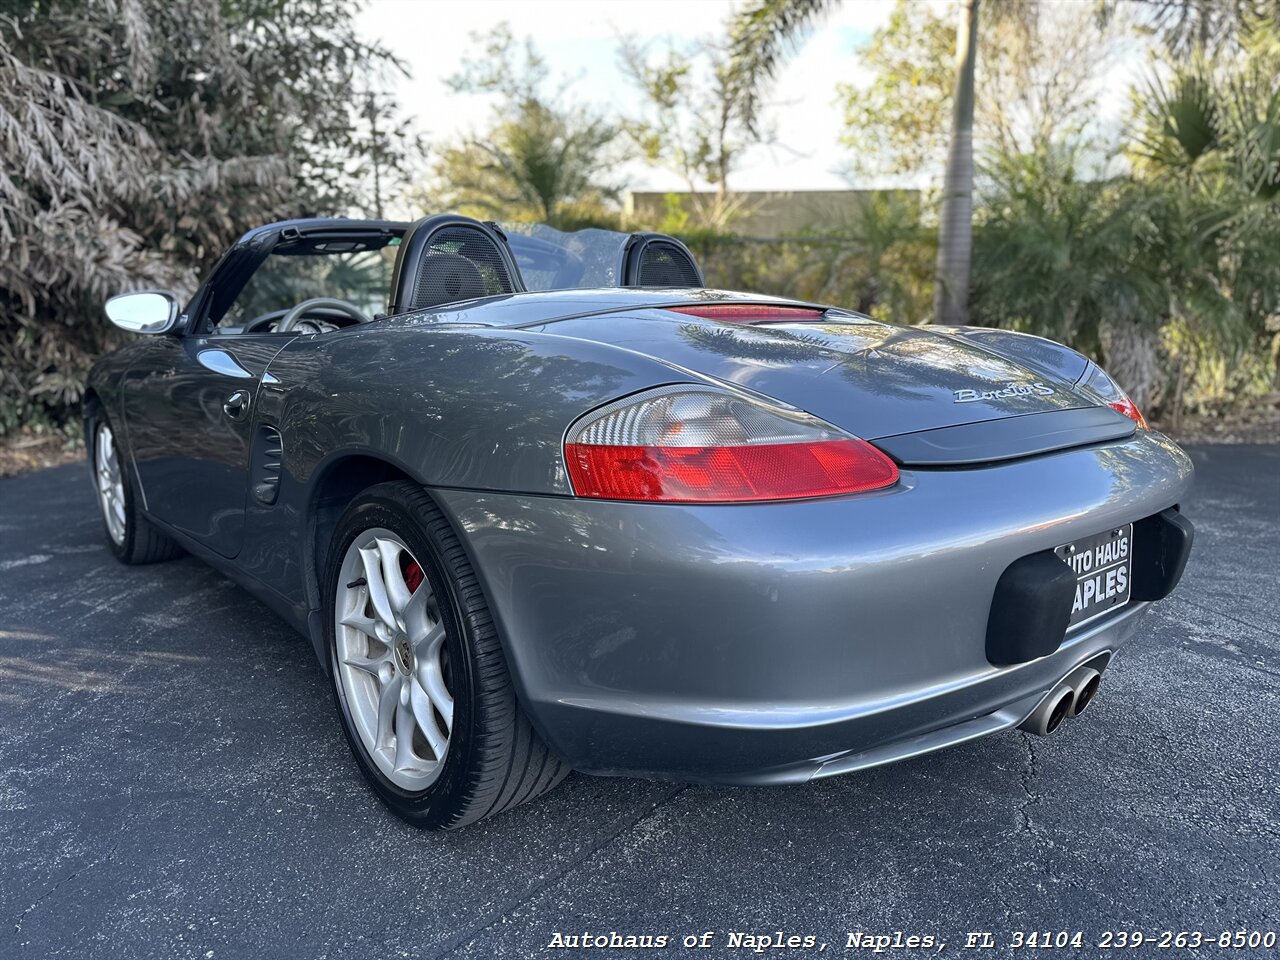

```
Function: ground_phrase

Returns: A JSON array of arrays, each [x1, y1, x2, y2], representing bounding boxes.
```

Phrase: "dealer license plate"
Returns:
[[1055, 524, 1133, 629]]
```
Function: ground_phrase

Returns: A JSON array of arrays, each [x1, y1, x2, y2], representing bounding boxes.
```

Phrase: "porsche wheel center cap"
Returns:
[[394, 637, 414, 674]]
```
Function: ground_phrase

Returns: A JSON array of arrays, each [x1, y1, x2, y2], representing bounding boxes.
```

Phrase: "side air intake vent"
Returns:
[[389, 216, 525, 314], [622, 234, 705, 289], [251, 425, 284, 506]]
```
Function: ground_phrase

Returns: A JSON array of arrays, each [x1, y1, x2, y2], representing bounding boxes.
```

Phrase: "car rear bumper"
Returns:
[[433, 432, 1194, 783]]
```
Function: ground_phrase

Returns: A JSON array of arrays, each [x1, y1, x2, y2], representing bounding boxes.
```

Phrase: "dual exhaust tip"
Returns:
[[1020, 666, 1103, 737]]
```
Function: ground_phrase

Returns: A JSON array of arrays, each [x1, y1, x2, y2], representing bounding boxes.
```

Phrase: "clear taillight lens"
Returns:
[[1077, 363, 1149, 430], [564, 385, 899, 502]]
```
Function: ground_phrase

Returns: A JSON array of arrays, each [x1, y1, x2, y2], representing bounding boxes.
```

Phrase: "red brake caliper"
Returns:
[[403, 559, 424, 594]]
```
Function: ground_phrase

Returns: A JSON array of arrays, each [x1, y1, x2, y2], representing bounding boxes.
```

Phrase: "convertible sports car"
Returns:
[[86, 214, 1195, 829]]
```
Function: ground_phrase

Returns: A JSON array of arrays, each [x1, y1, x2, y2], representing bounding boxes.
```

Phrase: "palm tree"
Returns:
[[435, 26, 623, 229], [728, 0, 980, 324], [933, 0, 979, 325], [433, 100, 621, 228], [1130, 21, 1280, 399], [726, 0, 836, 138]]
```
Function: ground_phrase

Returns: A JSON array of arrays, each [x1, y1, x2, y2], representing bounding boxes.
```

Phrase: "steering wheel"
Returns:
[[276, 298, 372, 333]]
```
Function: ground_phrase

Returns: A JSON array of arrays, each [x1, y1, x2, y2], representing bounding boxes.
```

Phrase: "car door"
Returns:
[[118, 220, 402, 559], [116, 224, 280, 558], [119, 332, 290, 558]]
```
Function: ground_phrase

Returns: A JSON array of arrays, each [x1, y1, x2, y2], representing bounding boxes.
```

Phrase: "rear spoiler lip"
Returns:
[[870, 405, 1137, 465]]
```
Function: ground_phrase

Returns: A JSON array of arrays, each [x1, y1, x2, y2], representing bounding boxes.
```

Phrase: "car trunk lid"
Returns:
[[537, 310, 1099, 442]]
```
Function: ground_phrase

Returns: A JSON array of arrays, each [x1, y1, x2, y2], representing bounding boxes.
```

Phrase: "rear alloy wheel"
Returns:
[[325, 482, 569, 828], [334, 529, 454, 790], [91, 418, 182, 565]]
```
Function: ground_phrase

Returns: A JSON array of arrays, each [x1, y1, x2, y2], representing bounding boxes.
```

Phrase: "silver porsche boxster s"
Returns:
[[85, 215, 1194, 828]]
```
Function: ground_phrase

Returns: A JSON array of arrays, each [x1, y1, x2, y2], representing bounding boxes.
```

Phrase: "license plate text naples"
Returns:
[[1056, 525, 1133, 628]]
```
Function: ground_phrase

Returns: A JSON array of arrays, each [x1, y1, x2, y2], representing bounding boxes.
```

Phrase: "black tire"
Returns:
[[88, 413, 183, 565], [324, 480, 569, 829]]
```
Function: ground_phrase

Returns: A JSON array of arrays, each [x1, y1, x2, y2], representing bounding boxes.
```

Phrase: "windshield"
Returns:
[[215, 243, 396, 331], [499, 224, 629, 291]]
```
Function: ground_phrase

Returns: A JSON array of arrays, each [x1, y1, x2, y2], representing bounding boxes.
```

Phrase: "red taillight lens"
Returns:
[[566, 439, 899, 502], [564, 385, 899, 503], [667, 304, 825, 323], [1078, 363, 1148, 430], [1108, 398, 1148, 430]]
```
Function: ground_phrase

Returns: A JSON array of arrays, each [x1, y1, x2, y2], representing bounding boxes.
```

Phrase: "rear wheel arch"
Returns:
[[320, 479, 570, 827], [305, 454, 422, 615]]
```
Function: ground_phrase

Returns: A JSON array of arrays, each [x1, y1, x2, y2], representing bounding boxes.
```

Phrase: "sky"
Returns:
[[356, 0, 895, 196], [355, 0, 1147, 203]]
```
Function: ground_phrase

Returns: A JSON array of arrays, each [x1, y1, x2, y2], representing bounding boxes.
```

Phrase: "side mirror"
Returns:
[[105, 290, 180, 335]]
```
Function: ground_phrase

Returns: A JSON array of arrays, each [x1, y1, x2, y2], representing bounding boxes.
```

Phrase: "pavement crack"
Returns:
[[1178, 597, 1280, 643], [1209, 658, 1280, 680], [429, 785, 687, 959], [1015, 732, 1041, 840], [11, 844, 119, 938]]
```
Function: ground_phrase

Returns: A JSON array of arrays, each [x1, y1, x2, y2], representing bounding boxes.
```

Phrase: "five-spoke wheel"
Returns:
[[94, 423, 126, 545], [335, 529, 454, 791], [324, 481, 569, 828], [88, 412, 181, 564]]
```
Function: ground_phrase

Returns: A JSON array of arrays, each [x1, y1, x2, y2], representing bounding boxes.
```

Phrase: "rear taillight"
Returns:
[[564, 386, 899, 503], [666, 304, 825, 323], [1107, 396, 1148, 429], [1077, 364, 1149, 430]]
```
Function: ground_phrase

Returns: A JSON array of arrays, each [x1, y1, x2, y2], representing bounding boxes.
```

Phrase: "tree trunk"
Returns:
[[1172, 352, 1187, 433], [933, 0, 978, 326], [1100, 317, 1158, 412], [366, 92, 384, 220]]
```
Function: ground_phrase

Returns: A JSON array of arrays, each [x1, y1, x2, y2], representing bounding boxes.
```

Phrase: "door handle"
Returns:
[[222, 389, 251, 421]]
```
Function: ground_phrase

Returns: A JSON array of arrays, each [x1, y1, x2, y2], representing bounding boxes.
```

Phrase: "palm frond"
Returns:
[[1132, 61, 1222, 173], [725, 0, 835, 134]]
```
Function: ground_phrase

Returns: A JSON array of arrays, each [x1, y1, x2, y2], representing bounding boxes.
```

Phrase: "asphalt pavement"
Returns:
[[1, 446, 1277, 959]]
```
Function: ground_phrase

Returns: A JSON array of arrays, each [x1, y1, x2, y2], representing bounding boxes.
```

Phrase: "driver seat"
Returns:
[[388, 215, 522, 314]]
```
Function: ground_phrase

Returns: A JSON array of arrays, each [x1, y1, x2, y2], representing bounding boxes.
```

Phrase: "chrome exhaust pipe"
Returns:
[[1064, 666, 1102, 718], [1019, 683, 1075, 737]]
